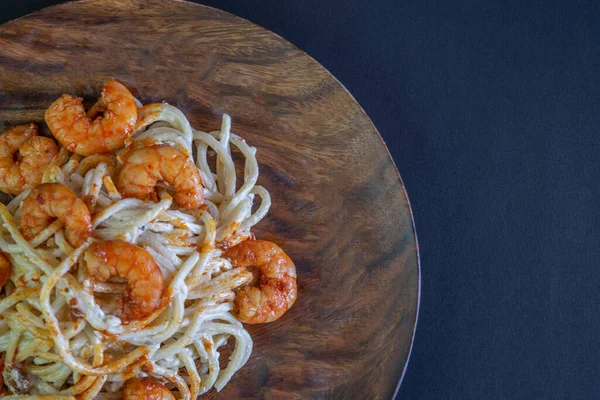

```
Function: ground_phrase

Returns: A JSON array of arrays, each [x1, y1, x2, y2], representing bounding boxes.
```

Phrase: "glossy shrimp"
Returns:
[[45, 79, 138, 156], [123, 377, 175, 400], [0, 123, 58, 195], [85, 240, 165, 322], [20, 183, 92, 248], [225, 240, 297, 324], [0, 252, 11, 289], [117, 144, 203, 209]]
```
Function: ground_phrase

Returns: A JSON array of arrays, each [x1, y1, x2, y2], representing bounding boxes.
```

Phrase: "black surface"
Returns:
[[1, 1, 599, 399]]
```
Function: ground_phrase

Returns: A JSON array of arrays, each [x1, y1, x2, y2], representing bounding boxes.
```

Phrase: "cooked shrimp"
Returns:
[[123, 377, 175, 400], [85, 240, 164, 322], [20, 183, 92, 248], [0, 123, 58, 195], [224, 240, 297, 324], [0, 252, 11, 288], [45, 79, 138, 156], [117, 144, 203, 209]]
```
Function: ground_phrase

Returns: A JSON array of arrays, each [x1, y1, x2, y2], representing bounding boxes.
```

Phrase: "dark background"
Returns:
[[2, 1, 599, 399]]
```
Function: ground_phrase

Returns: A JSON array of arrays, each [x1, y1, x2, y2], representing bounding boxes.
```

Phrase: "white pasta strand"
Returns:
[[0, 110, 271, 398]]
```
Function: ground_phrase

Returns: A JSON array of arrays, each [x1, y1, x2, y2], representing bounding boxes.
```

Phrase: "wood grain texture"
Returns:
[[0, 1, 420, 398]]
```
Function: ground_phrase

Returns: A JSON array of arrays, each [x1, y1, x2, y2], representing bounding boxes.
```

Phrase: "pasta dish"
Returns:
[[0, 80, 297, 399]]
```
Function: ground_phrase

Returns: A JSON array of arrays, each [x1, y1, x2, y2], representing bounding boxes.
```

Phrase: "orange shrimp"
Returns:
[[85, 240, 164, 322], [0, 123, 58, 195], [45, 79, 138, 156], [123, 377, 175, 400], [0, 252, 11, 289], [224, 240, 297, 324], [20, 183, 92, 248], [116, 144, 203, 209]]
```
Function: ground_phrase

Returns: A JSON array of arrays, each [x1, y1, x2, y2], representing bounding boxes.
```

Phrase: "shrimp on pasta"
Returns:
[[117, 144, 204, 209], [0, 80, 294, 398], [123, 377, 175, 400], [45, 79, 137, 156], [225, 240, 297, 324], [85, 240, 165, 322], [0, 123, 58, 195], [20, 182, 92, 248]]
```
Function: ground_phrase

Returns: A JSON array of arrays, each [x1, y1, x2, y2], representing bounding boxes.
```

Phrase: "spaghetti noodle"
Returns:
[[0, 102, 278, 398]]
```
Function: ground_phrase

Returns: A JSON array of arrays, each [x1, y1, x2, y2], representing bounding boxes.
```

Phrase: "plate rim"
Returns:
[[0, 0, 422, 397]]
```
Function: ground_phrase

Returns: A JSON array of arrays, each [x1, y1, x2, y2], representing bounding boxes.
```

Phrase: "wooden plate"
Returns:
[[0, 0, 420, 398]]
